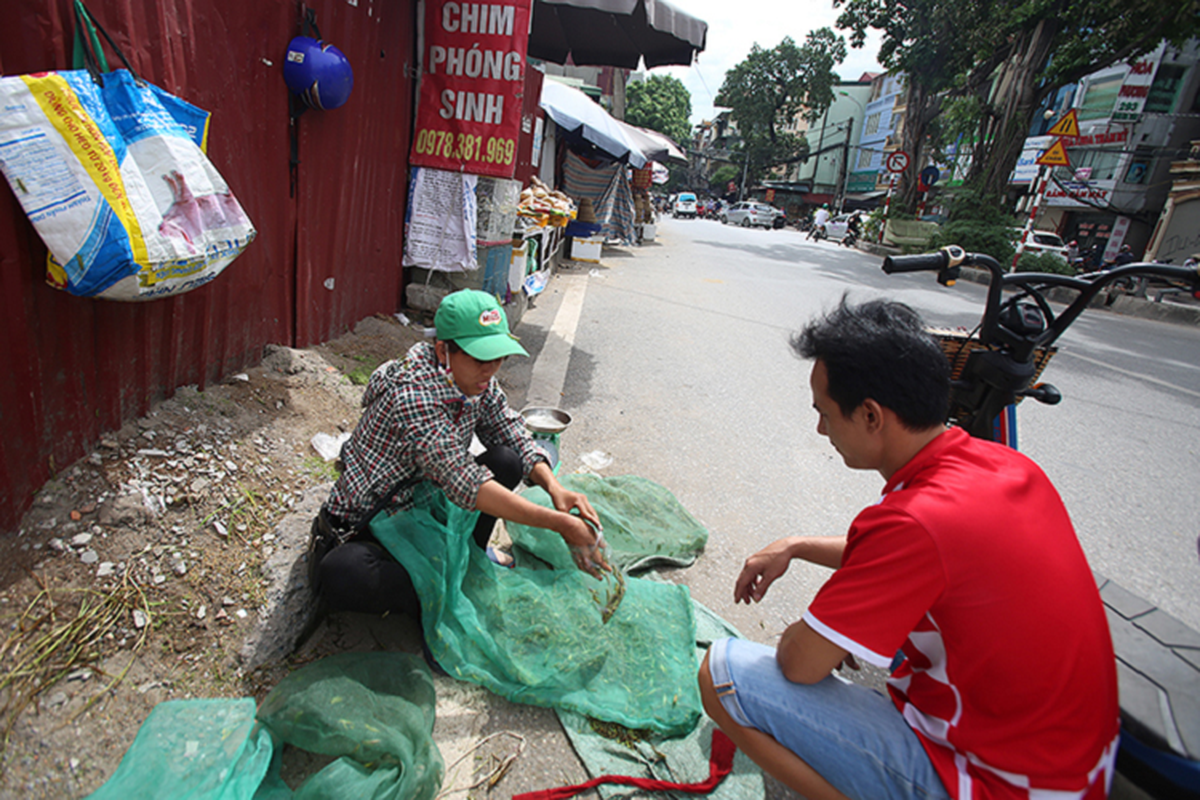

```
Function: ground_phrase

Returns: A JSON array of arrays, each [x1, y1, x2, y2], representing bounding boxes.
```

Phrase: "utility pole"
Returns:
[[739, 148, 749, 201], [836, 118, 853, 214]]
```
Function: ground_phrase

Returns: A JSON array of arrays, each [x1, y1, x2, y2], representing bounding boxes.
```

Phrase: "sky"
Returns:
[[647, 0, 886, 125]]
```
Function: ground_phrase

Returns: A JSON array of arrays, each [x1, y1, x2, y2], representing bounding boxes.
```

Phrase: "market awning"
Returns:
[[528, 0, 707, 69], [624, 124, 687, 164], [540, 79, 649, 168]]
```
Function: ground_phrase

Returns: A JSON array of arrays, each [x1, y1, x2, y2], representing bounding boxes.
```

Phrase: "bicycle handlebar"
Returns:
[[879, 246, 1200, 442], [882, 251, 949, 274]]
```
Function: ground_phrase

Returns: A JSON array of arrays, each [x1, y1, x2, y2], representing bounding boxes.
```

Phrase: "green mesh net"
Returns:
[[370, 479, 704, 737], [85, 653, 442, 800], [85, 698, 274, 800], [506, 474, 709, 573], [255, 652, 444, 800]]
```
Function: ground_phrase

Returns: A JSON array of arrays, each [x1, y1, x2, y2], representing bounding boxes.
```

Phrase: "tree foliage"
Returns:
[[625, 74, 693, 150], [714, 30, 847, 186], [835, 0, 1200, 205]]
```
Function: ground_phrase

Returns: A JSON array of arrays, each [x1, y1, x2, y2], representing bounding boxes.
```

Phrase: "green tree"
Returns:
[[836, 0, 1200, 203], [714, 30, 847, 187], [836, 0, 982, 210], [625, 74, 693, 150]]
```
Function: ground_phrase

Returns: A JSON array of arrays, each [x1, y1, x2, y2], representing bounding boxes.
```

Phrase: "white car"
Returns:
[[1012, 229, 1068, 260], [721, 202, 779, 228], [673, 192, 697, 219]]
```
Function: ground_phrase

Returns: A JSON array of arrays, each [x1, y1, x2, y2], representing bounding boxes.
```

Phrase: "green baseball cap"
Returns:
[[434, 290, 529, 360]]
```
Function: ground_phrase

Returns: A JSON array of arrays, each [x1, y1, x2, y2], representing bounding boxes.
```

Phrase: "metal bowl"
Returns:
[[520, 406, 572, 434]]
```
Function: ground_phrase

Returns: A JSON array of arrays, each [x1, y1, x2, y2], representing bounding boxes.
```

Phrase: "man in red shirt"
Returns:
[[698, 298, 1118, 799]]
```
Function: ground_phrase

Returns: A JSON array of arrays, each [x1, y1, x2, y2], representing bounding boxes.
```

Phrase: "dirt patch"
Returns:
[[0, 313, 469, 798]]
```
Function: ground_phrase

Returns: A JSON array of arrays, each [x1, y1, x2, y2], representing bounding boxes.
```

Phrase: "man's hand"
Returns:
[[734, 538, 800, 604]]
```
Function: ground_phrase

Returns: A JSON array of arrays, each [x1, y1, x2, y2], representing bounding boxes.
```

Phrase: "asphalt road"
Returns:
[[502, 217, 1197, 798], [532, 215, 1200, 642]]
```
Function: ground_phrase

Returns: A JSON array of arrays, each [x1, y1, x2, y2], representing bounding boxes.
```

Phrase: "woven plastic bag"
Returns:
[[370, 483, 702, 737], [507, 474, 709, 573], [0, 68, 255, 300]]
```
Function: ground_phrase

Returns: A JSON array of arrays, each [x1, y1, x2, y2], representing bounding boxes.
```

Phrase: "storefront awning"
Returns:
[[540, 79, 649, 167], [529, 0, 707, 69], [624, 124, 687, 163]]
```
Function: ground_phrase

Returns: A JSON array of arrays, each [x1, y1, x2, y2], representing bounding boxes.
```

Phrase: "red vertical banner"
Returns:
[[411, 0, 531, 178]]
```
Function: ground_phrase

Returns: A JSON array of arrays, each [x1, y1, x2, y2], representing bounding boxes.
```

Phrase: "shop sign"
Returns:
[[410, 0, 532, 178], [1112, 43, 1165, 122], [846, 172, 878, 192], [1043, 179, 1114, 208]]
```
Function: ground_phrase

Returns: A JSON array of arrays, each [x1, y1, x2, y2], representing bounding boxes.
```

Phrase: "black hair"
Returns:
[[790, 295, 950, 430], [444, 340, 463, 354]]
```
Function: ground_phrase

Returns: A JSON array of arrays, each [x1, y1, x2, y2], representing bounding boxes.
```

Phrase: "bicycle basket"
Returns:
[[928, 328, 1056, 425]]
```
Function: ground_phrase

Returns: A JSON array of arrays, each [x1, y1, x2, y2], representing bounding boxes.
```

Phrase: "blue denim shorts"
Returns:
[[707, 637, 950, 800]]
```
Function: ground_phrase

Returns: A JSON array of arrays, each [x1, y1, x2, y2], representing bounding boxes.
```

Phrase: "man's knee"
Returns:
[[698, 647, 729, 724]]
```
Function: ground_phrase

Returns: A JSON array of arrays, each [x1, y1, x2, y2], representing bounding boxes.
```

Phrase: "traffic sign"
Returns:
[[1046, 109, 1080, 138], [885, 151, 909, 173], [1036, 138, 1071, 167], [920, 165, 940, 188]]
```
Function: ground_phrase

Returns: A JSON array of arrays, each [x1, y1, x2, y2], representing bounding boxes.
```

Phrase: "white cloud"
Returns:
[[649, 0, 885, 125]]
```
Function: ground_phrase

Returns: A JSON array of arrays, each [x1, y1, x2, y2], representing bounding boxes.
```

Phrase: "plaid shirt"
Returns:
[[323, 342, 547, 540]]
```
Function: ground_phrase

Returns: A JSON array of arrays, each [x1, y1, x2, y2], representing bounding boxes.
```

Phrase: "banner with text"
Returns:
[[411, 0, 531, 178]]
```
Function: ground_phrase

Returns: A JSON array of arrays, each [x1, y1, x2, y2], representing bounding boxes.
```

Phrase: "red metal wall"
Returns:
[[0, 0, 415, 530]]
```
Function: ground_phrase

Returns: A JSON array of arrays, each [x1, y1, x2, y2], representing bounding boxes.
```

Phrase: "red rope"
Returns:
[[512, 730, 737, 800]]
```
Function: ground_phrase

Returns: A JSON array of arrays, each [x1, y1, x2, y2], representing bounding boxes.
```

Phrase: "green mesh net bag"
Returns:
[[86, 653, 442, 800], [370, 482, 702, 737], [255, 652, 443, 800], [506, 474, 709, 573], [85, 698, 274, 800]]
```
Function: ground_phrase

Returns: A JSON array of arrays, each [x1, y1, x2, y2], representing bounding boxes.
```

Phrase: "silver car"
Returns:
[[722, 202, 778, 228]]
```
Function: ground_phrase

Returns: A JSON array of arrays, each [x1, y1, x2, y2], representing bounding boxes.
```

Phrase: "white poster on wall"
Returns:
[[402, 167, 478, 272]]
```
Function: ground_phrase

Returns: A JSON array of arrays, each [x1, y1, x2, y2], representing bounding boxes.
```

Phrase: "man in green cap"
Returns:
[[310, 289, 606, 624]]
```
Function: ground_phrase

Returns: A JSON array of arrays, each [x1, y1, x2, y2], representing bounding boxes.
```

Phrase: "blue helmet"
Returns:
[[283, 36, 354, 110]]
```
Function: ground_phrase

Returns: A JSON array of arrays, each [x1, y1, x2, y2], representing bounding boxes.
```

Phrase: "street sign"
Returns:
[[1036, 138, 1071, 167], [920, 165, 940, 187], [1046, 109, 1080, 138], [885, 151, 909, 173]]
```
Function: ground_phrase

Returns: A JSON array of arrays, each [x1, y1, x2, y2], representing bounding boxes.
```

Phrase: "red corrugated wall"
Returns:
[[0, 0, 415, 530]]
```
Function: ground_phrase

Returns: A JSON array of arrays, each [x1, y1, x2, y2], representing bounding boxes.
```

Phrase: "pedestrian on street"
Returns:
[[308, 290, 608, 626], [698, 298, 1118, 800]]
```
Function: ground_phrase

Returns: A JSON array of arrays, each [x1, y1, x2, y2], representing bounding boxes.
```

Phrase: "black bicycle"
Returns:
[[883, 246, 1200, 798]]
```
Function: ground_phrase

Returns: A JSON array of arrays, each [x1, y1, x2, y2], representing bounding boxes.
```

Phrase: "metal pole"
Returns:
[[1011, 165, 1049, 271], [878, 173, 897, 244], [837, 118, 853, 215]]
